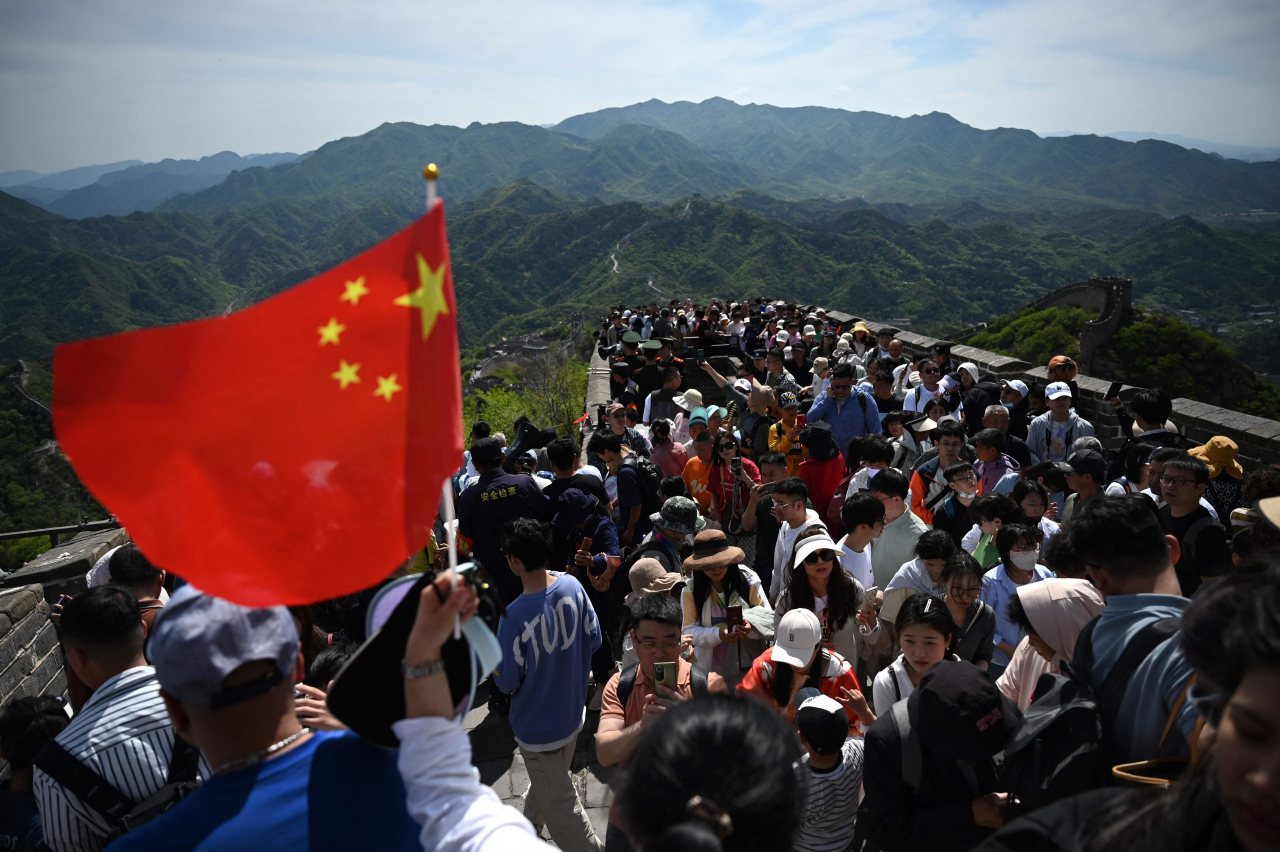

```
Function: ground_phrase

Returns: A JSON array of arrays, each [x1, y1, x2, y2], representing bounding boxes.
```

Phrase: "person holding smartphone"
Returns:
[[681, 530, 771, 688]]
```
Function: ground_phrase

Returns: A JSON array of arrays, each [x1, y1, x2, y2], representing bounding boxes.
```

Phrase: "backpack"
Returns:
[[620, 455, 664, 515], [616, 662, 710, 708], [1001, 615, 1181, 811], [34, 735, 202, 841], [1179, 515, 1226, 565]]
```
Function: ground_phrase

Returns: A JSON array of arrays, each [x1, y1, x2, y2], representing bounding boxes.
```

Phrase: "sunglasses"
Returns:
[[922, 368, 940, 375], [830, 382, 852, 390], [803, 549, 836, 565]]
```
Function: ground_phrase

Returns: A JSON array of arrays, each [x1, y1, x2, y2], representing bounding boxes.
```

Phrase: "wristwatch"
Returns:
[[401, 658, 447, 679]]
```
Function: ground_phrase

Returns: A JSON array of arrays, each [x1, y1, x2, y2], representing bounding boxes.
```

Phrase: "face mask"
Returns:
[[1002, 402, 1016, 410], [866, 467, 881, 480], [1009, 549, 1040, 571]]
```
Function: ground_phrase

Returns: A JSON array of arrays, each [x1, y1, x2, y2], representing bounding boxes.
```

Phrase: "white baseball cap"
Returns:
[[803, 325, 816, 336], [733, 378, 752, 392], [772, 609, 822, 667], [622, 310, 631, 318], [1046, 381, 1073, 400], [1001, 379, 1029, 399], [775, 330, 791, 344]]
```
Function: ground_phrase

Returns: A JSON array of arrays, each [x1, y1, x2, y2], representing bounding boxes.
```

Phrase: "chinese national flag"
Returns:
[[53, 205, 462, 606]]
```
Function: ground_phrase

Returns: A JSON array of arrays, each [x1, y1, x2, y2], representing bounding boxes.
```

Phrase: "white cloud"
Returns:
[[0, 0, 1277, 172]]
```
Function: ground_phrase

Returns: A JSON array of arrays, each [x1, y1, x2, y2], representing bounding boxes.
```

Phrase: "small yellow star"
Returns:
[[394, 255, 450, 340], [317, 317, 346, 346], [374, 374, 402, 401], [340, 277, 369, 305], [331, 360, 361, 390]]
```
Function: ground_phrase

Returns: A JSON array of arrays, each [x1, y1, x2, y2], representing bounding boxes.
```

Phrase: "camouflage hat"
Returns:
[[650, 496, 707, 537]]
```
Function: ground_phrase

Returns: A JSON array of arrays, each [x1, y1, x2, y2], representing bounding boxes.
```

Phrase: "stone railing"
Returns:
[[827, 310, 1280, 469]]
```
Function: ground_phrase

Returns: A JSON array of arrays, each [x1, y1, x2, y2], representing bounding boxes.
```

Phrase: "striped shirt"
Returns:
[[33, 666, 208, 852], [795, 737, 864, 852]]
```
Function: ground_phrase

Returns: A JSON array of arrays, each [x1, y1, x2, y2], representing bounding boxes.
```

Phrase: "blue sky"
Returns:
[[1, 0, 1277, 172]]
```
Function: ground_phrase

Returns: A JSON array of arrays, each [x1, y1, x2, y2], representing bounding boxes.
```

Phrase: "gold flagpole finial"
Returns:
[[423, 164, 439, 210]]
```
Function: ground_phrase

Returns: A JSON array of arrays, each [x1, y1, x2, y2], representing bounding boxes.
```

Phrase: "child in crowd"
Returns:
[[793, 689, 866, 852]]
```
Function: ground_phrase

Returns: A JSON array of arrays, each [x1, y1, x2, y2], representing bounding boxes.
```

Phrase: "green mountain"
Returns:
[[152, 100, 1280, 220], [6, 185, 1280, 364]]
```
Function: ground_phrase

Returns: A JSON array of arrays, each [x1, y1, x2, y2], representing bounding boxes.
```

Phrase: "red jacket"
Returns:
[[800, 456, 846, 524], [738, 646, 865, 734]]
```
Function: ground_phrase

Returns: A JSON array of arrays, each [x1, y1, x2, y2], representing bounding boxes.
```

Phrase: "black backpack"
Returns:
[[35, 735, 202, 841], [1002, 615, 1180, 811], [615, 662, 709, 708], [621, 455, 664, 515]]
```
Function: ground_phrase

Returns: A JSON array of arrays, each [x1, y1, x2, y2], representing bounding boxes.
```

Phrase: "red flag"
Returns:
[[53, 206, 462, 606]]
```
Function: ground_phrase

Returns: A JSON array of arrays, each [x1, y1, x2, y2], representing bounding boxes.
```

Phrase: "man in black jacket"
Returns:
[[864, 662, 1020, 852]]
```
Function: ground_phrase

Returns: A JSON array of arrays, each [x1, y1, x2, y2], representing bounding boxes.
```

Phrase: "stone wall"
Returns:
[[829, 310, 1280, 469], [3, 527, 130, 604], [0, 584, 63, 779]]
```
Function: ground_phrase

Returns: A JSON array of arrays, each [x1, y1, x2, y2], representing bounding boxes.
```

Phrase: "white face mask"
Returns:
[[1009, 549, 1040, 571]]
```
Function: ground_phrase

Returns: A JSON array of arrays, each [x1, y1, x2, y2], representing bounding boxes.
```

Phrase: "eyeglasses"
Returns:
[[830, 382, 852, 391], [610, 411, 627, 419], [1158, 475, 1197, 487], [803, 549, 836, 565], [922, 368, 940, 375], [949, 584, 981, 597], [633, 641, 684, 652], [774, 499, 803, 510], [952, 473, 978, 484]]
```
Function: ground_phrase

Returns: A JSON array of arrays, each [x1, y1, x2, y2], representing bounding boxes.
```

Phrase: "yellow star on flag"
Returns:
[[394, 255, 450, 340], [374, 374, 402, 401], [331, 360, 361, 389], [340, 277, 369, 305], [317, 317, 346, 346]]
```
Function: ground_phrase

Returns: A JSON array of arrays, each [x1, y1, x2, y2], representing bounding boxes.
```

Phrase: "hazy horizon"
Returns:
[[3, 0, 1278, 173]]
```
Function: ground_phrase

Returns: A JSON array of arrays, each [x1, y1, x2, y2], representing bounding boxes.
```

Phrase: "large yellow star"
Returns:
[[331, 360, 361, 389], [317, 317, 346, 346], [340, 277, 369, 305], [374, 374, 402, 401], [394, 255, 450, 340]]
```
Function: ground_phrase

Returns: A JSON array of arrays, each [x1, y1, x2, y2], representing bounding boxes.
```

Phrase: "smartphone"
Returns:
[[55, 594, 70, 607], [596, 403, 606, 429], [796, 413, 806, 427], [726, 605, 743, 628], [757, 483, 777, 495], [731, 457, 743, 474], [697, 349, 706, 365], [653, 661, 677, 690], [1105, 380, 1123, 400], [579, 537, 593, 553]]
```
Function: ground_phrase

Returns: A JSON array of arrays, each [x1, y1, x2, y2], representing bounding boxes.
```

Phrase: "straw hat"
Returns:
[[1189, 436, 1244, 479], [682, 529, 746, 572], [624, 558, 686, 607]]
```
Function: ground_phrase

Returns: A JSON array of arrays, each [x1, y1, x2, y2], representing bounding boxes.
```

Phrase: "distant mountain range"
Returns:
[[1, 152, 305, 219], [1043, 131, 1280, 163]]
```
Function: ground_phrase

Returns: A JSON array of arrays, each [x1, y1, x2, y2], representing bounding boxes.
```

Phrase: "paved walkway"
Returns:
[[465, 681, 617, 846]]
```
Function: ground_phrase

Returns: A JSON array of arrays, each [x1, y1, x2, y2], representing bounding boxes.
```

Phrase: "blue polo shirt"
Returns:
[[1087, 593, 1198, 763], [979, 562, 1055, 667], [109, 730, 419, 852]]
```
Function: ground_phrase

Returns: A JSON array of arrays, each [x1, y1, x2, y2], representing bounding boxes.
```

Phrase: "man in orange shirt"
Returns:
[[681, 431, 716, 513], [596, 594, 726, 851]]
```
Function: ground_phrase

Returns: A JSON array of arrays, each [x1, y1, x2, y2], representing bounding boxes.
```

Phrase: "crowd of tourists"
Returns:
[[1, 295, 1278, 852]]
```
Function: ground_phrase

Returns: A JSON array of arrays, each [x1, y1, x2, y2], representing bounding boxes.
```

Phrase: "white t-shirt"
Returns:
[[837, 537, 875, 591], [902, 384, 943, 414], [872, 654, 916, 715], [771, 511, 823, 601]]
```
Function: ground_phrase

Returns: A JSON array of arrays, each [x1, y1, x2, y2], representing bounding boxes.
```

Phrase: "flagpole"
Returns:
[[424, 163, 439, 210], [426, 161, 458, 639]]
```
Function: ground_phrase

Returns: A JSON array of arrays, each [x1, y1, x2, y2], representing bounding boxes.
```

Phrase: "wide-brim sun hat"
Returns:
[[682, 529, 746, 573], [1189, 436, 1244, 479]]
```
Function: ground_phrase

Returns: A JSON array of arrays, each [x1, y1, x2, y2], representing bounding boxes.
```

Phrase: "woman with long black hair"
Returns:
[[681, 529, 769, 688], [776, 527, 879, 669]]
